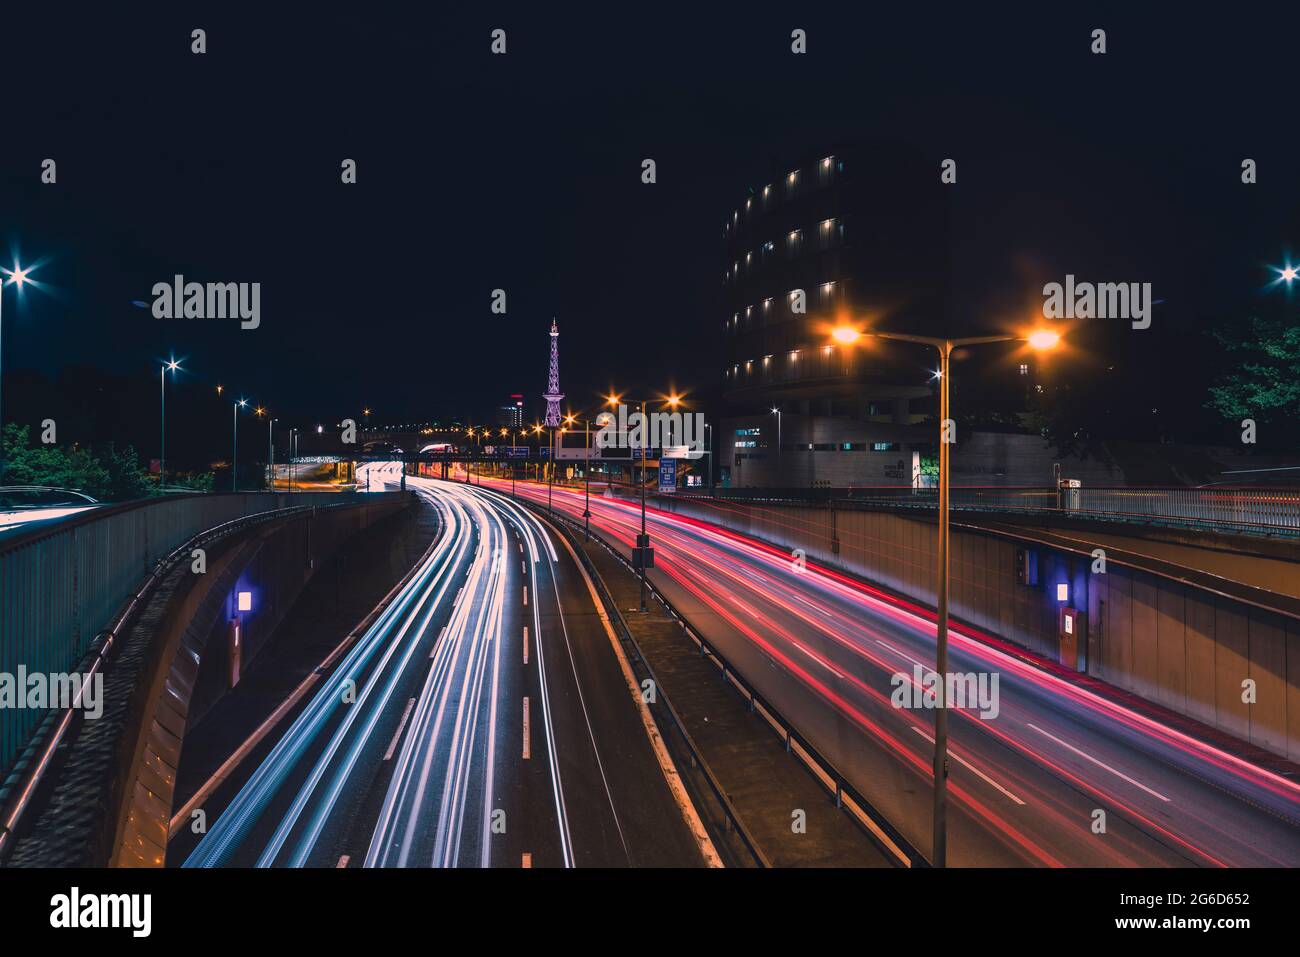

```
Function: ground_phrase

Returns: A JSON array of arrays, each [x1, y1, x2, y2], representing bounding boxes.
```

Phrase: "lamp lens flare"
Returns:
[[1027, 329, 1061, 350], [831, 326, 861, 344]]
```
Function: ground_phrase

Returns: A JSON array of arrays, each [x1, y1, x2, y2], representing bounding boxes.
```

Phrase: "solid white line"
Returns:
[[912, 727, 1026, 805], [1027, 723, 1170, 802], [522, 696, 531, 759], [384, 698, 417, 761], [523, 626, 530, 665]]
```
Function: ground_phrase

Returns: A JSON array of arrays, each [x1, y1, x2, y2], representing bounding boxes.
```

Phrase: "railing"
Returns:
[[0, 491, 397, 776], [671, 485, 1300, 538]]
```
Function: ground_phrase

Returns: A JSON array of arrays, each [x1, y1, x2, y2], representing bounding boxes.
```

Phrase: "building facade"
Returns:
[[720, 143, 951, 487]]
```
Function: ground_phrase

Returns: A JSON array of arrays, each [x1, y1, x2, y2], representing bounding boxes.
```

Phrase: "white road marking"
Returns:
[[876, 639, 927, 671], [384, 698, 417, 761], [523, 626, 529, 665], [1027, 723, 1170, 802], [336, 855, 350, 868], [522, 586, 528, 607], [521, 852, 532, 868], [912, 727, 1026, 805], [522, 696, 531, 759]]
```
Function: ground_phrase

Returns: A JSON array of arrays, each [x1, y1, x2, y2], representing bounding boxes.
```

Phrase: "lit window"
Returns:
[[1019, 363, 1029, 376]]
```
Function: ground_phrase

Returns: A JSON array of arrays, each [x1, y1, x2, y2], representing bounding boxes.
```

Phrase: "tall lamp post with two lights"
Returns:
[[830, 322, 1062, 868]]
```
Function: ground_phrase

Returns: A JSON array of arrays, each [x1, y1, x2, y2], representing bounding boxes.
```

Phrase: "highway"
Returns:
[[184, 473, 708, 868], [493, 475, 1300, 867]]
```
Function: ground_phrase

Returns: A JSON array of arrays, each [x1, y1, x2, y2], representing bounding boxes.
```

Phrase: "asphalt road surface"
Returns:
[[495, 475, 1300, 867], [184, 474, 707, 868]]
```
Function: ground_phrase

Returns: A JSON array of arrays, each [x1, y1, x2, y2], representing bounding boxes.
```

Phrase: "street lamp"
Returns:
[[830, 322, 1062, 868], [565, 412, 596, 539], [159, 359, 181, 491], [0, 263, 34, 480], [267, 416, 277, 490], [771, 406, 782, 466], [607, 391, 678, 613], [232, 399, 248, 491]]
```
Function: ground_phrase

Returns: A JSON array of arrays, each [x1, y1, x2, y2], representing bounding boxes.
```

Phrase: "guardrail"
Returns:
[[669, 485, 1300, 538], [0, 491, 400, 778]]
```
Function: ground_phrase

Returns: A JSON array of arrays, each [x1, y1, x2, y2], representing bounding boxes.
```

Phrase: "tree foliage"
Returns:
[[2, 423, 151, 501], [1206, 317, 1300, 440]]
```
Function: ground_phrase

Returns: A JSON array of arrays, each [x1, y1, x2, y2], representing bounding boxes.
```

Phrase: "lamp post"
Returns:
[[0, 264, 33, 481], [565, 413, 594, 539], [771, 406, 782, 467], [268, 417, 277, 490], [232, 399, 248, 491], [607, 392, 670, 612], [830, 323, 1061, 868], [705, 422, 713, 492], [160, 359, 180, 491]]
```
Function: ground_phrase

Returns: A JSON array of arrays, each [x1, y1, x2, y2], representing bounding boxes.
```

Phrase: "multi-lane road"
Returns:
[[184, 472, 709, 868], [492, 475, 1300, 867]]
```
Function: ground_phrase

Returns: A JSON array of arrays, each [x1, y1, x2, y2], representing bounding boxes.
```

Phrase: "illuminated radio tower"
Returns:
[[543, 318, 564, 427]]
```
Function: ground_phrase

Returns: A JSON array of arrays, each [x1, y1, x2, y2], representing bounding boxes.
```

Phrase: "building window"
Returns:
[[1019, 363, 1029, 376], [761, 184, 773, 210], [818, 218, 840, 251], [818, 155, 835, 186], [785, 169, 800, 198], [872, 442, 899, 452], [786, 228, 804, 259], [819, 281, 837, 309]]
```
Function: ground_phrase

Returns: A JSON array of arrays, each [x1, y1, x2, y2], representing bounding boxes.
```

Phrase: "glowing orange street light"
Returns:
[[827, 321, 1064, 869], [1027, 329, 1061, 351]]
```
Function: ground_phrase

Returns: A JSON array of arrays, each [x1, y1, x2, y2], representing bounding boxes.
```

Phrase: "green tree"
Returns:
[[1, 424, 148, 501], [1207, 316, 1300, 446]]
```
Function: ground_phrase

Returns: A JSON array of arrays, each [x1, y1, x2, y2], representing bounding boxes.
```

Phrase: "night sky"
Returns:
[[2, 5, 1296, 439]]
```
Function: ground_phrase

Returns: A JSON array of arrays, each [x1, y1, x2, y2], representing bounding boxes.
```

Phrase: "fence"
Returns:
[[673, 485, 1300, 538], [0, 491, 397, 774]]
